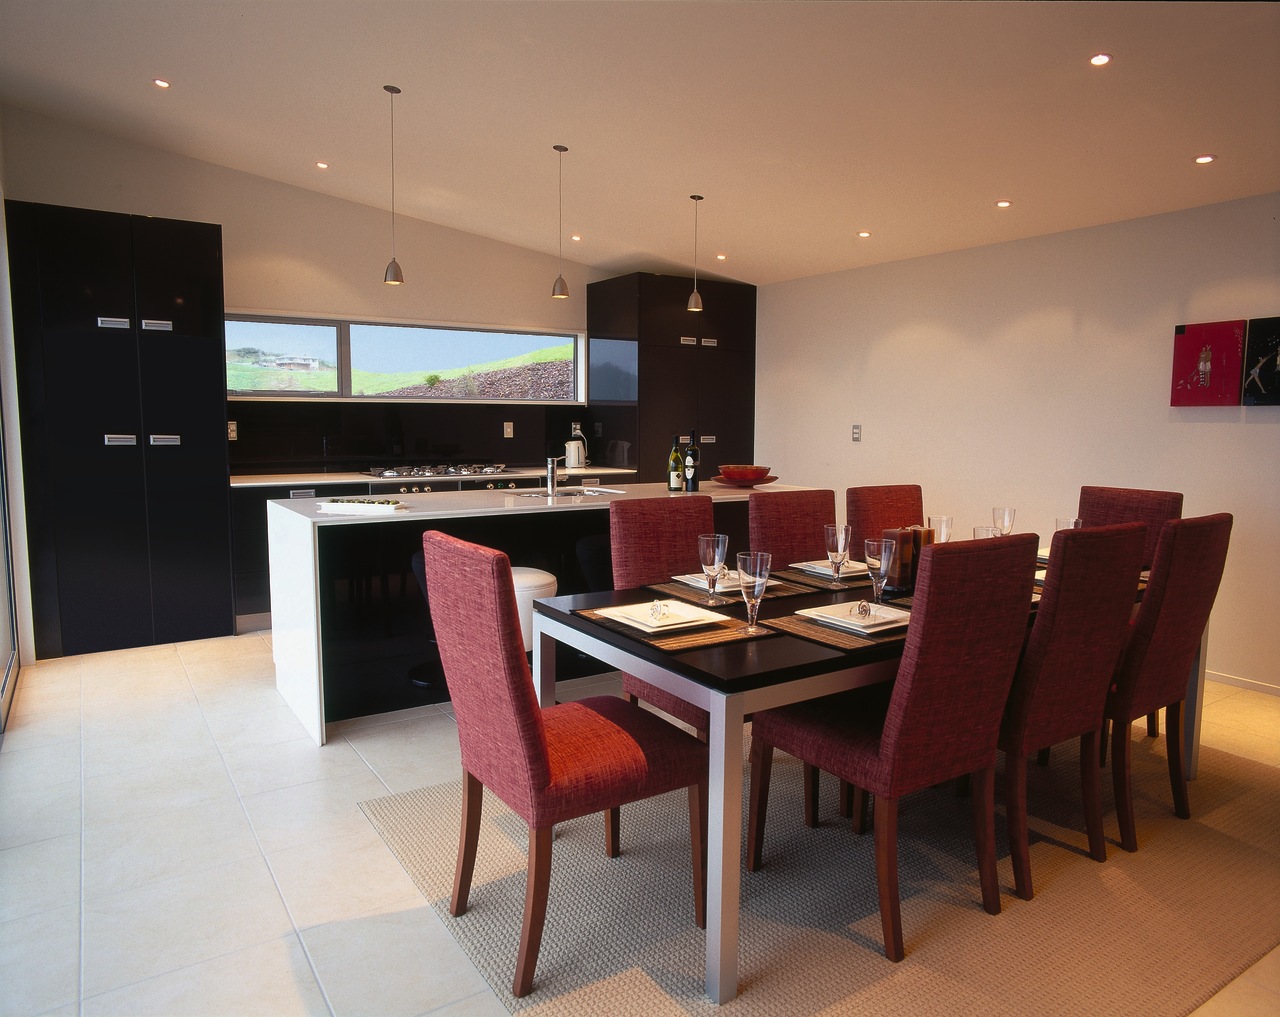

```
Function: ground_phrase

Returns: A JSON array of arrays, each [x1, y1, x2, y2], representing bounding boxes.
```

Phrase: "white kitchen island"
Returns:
[[268, 482, 805, 744]]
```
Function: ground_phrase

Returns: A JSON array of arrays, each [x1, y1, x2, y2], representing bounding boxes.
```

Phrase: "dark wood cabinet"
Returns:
[[6, 200, 234, 657], [587, 272, 756, 482]]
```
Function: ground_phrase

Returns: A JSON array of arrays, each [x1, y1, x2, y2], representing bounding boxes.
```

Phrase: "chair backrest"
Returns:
[[422, 531, 550, 813], [609, 495, 715, 589], [879, 533, 1038, 797], [1002, 522, 1146, 755], [1078, 485, 1183, 569], [1111, 513, 1232, 721], [845, 485, 924, 552], [748, 489, 836, 566]]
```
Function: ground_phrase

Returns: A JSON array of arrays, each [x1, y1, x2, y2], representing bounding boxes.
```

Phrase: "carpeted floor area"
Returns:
[[360, 731, 1280, 1016]]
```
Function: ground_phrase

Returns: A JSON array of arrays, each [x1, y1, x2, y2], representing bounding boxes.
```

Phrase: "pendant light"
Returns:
[[383, 84, 404, 285], [687, 194, 704, 312], [551, 144, 569, 299]]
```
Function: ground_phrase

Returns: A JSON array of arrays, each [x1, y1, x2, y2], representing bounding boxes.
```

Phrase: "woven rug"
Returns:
[[360, 734, 1280, 1016]]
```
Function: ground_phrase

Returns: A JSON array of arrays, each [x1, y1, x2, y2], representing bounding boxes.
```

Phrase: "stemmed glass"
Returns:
[[864, 538, 895, 605], [698, 533, 729, 603], [928, 515, 953, 543], [824, 523, 852, 582], [736, 551, 772, 634], [993, 507, 1016, 536]]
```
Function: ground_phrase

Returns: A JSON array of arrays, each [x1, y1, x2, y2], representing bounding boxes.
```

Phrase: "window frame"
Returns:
[[225, 312, 587, 406]]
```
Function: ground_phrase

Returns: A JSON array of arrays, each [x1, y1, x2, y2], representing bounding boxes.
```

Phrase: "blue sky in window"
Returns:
[[350, 325, 569, 373], [225, 321, 336, 362]]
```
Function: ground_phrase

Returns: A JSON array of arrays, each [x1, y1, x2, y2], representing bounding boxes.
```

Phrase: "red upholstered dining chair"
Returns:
[[1078, 486, 1184, 739], [421, 531, 709, 998], [845, 484, 924, 552], [746, 533, 1038, 961], [999, 522, 1145, 900], [610, 495, 716, 737], [748, 489, 836, 568], [1103, 513, 1232, 853]]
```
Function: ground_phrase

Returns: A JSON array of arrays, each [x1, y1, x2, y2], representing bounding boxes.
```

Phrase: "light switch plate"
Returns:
[[503, 421, 514, 438], [227, 420, 238, 441], [851, 424, 862, 442]]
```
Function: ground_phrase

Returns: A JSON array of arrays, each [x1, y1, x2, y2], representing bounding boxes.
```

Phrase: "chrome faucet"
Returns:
[[546, 456, 565, 496]]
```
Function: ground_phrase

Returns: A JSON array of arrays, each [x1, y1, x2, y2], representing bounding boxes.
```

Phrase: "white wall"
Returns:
[[757, 192, 1280, 690]]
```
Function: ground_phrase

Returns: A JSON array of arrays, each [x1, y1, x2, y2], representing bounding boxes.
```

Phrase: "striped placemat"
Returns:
[[647, 578, 814, 606], [575, 608, 777, 651], [774, 567, 873, 592], [763, 613, 881, 650]]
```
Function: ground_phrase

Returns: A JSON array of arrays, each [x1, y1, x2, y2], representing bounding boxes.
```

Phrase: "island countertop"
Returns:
[[231, 465, 637, 487]]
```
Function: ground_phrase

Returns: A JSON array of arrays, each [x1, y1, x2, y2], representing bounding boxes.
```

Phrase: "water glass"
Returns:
[[973, 525, 1001, 539], [1056, 517, 1082, 531], [736, 551, 772, 633], [824, 523, 852, 581], [864, 539, 895, 604], [928, 515, 953, 543], [993, 506, 1016, 535], [698, 533, 729, 602]]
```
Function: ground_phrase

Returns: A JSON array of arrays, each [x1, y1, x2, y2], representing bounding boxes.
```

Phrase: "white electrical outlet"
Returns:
[[227, 421, 238, 441], [851, 424, 862, 442], [503, 421, 514, 438]]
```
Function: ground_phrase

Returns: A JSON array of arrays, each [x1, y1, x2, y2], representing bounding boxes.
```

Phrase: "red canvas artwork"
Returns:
[[1170, 320, 1245, 406]]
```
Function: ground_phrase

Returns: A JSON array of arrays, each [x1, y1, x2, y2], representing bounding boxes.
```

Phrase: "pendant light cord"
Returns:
[[388, 87, 398, 260]]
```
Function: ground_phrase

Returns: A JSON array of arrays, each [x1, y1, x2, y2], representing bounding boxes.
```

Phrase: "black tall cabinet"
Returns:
[[588, 272, 756, 482], [6, 200, 234, 657]]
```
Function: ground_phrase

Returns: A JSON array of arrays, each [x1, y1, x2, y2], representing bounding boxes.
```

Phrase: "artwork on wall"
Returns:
[[1242, 316, 1280, 407], [1170, 319, 1245, 406]]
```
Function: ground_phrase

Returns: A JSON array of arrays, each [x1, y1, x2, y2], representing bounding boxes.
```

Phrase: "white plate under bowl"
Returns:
[[595, 599, 726, 634], [790, 560, 870, 578], [796, 601, 911, 635]]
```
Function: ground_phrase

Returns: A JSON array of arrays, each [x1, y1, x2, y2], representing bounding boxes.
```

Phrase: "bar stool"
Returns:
[[511, 566, 558, 653]]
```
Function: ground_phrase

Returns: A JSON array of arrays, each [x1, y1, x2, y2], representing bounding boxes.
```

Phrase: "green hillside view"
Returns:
[[351, 343, 573, 395]]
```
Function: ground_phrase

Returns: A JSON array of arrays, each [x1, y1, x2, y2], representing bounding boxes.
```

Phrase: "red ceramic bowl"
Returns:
[[718, 465, 771, 482]]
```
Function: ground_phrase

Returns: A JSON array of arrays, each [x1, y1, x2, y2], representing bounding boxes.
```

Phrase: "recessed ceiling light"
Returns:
[[996, 200, 1013, 208], [1195, 154, 1216, 164], [152, 78, 170, 89], [857, 231, 872, 238], [570, 234, 582, 242], [315, 161, 329, 170], [716, 253, 726, 261], [1090, 53, 1112, 67]]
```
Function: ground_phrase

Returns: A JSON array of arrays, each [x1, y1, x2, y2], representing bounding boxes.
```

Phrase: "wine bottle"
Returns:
[[667, 435, 683, 492], [683, 429, 700, 492]]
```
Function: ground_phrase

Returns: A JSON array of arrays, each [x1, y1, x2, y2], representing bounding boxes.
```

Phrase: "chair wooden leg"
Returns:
[[1036, 747, 1051, 767], [1146, 710, 1159, 738], [873, 795, 904, 962], [1080, 730, 1106, 863], [604, 807, 620, 858], [1099, 716, 1110, 766], [972, 765, 1001, 915], [851, 786, 870, 835], [1112, 719, 1138, 852], [1005, 751, 1032, 900], [1166, 700, 1190, 820], [839, 779, 853, 819], [746, 739, 773, 872], [513, 826, 553, 998], [688, 778, 708, 930], [802, 763, 820, 828], [451, 770, 483, 916]]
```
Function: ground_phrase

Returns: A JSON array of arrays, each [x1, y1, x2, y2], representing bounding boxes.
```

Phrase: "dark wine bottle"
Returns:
[[683, 429, 700, 492], [667, 435, 683, 491]]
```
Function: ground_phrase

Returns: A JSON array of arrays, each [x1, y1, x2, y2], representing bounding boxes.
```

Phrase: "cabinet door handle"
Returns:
[[702, 434, 717, 443], [289, 489, 316, 499], [141, 320, 174, 331], [149, 434, 182, 446], [97, 317, 131, 329], [680, 335, 697, 346], [701, 337, 718, 347], [103, 434, 138, 446]]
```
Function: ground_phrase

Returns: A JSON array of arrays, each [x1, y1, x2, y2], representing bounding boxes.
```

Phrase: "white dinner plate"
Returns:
[[674, 570, 745, 592], [790, 559, 870, 578], [595, 599, 726, 634], [796, 601, 911, 635]]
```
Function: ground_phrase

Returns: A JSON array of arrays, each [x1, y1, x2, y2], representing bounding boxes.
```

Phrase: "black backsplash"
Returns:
[[225, 400, 638, 474]]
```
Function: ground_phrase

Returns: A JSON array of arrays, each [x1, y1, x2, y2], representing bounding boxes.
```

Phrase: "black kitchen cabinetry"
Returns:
[[6, 200, 234, 657], [587, 273, 756, 482]]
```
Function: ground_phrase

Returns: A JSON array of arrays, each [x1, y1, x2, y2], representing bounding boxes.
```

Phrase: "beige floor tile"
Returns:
[[0, 737, 80, 791], [12, 680, 81, 718], [76, 644, 184, 679], [0, 703, 81, 755], [240, 769, 392, 853], [266, 827, 421, 929], [326, 702, 449, 736], [14, 657, 83, 686], [1203, 690, 1280, 739], [193, 677, 289, 723], [81, 704, 219, 779], [302, 896, 491, 1016], [203, 699, 313, 754], [79, 665, 192, 707], [0, 777, 80, 851], [1198, 722, 1280, 768], [223, 733, 374, 797], [1190, 974, 1280, 1016], [83, 795, 261, 900], [81, 934, 329, 1017], [0, 903, 80, 1017], [341, 711, 461, 774], [429, 991, 510, 1017], [0, 833, 80, 923], [1241, 946, 1280, 989], [1201, 679, 1241, 705], [82, 754, 237, 828], [81, 854, 294, 998], [184, 653, 278, 689], [175, 633, 273, 667]]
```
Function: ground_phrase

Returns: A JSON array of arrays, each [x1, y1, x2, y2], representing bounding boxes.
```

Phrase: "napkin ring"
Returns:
[[853, 601, 872, 618], [650, 600, 670, 622]]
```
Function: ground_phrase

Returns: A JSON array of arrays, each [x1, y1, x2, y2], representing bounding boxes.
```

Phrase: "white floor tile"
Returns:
[[0, 833, 80, 923], [222, 734, 374, 797], [0, 777, 80, 852], [0, 903, 80, 1017], [241, 768, 392, 854]]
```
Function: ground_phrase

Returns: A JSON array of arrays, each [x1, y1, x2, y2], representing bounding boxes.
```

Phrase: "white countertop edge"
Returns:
[[231, 466, 638, 487]]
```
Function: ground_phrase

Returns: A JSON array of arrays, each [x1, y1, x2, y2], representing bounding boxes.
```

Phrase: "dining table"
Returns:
[[532, 564, 912, 1003]]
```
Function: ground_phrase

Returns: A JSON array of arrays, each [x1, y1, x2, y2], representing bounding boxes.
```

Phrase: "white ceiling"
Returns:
[[1, 1, 1277, 286]]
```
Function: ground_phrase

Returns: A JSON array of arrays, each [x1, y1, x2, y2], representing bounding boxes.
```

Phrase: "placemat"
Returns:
[[576, 607, 777, 651], [774, 566, 873, 592], [647, 578, 814, 606], [764, 613, 885, 650]]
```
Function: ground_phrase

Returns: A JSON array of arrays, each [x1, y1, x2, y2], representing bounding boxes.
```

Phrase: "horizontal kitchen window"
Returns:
[[225, 315, 584, 404]]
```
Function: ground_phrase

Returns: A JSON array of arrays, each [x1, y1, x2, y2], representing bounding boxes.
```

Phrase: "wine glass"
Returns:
[[928, 515, 953, 543], [736, 551, 772, 634], [1055, 517, 1082, 532], [993, 507, 1016, 536], [864, 538, 895, 605], [823, 523, 852, 581], [973, 525, 1001, 539], [697, 533, 729, 602]]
